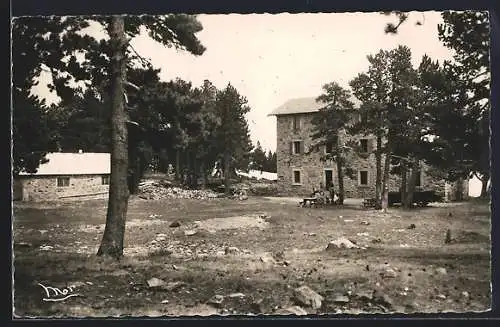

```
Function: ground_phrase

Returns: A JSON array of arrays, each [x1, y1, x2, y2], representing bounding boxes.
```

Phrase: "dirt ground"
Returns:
[[12, 195, 491, 317]]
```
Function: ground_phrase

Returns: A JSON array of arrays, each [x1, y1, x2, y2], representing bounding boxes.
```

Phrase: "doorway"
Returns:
[[325, 169, 334, 189]]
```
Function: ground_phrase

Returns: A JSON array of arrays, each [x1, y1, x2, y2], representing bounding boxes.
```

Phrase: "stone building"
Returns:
[[13, 152, 111, 201], [269, 97, 469, 200]]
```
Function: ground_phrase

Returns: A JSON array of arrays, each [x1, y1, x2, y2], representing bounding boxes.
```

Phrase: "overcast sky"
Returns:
[[33, 11, 455, 152]]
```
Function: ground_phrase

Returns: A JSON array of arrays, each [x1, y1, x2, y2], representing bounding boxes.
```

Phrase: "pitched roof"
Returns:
[[268, 96, 361, 116], [19, 152, 111, 176]]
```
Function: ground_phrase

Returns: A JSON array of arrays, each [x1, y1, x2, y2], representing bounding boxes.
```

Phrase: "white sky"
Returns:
[[29, 11, 487, 195]]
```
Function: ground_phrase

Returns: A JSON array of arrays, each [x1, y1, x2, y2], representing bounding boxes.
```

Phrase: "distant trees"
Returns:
[[250, 141, 277, 173], [382, 10, 491, 198]]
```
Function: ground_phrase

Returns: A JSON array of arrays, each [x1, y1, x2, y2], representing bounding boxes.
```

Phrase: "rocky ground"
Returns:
[[12, 194, 491, 318]]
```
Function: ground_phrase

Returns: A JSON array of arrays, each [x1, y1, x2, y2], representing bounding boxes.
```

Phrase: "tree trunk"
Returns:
[[375, 135, 382, 207], [480, 175, 489, 198], [175, 149, 181, 181], [97, 16, 129, 259], [223, 152, 231, 195], [201, 159, 207, 189], [404, 160, 419, 209], [336, 159, 345, 205], [400, 164, 407, 204], [381, 152, 391, 211]]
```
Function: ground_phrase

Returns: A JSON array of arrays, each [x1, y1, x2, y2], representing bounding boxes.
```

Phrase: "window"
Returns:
[[360, 139, 369, 153], [293, 170, 301, 184], [102, 175, 110, 185], [57, 177, 70, 187], [292, 115, 301, 130], [293, 141, 302, 154], [359, 171, 369, 186], [325, 136, 337, 154]]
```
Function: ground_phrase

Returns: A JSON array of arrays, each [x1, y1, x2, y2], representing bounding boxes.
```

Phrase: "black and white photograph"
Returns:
[[11, 10, 491, 317]]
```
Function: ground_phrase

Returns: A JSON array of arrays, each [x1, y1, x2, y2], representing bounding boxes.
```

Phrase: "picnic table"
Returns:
[[299, 197, 319, 207]]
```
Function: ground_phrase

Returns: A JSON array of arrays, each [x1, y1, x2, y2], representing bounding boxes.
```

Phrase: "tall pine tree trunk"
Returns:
[[400, 164, 407, 204], [381, 152, 391, 211], [375, 136, 382, 208], [404, 160, 419, 209], [480, 175, 489, 198], [175, 149, 181, 181], [97, 16, 129, 259], [375, 135, 383, 208], [336, 159, 345, 205], [201, 159, 207, 189], [223, 152, 231, 195]]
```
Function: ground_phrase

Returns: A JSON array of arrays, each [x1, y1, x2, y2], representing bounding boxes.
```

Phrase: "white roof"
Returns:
[[19, 152, 111, 176], [268, 96, 361, 116]]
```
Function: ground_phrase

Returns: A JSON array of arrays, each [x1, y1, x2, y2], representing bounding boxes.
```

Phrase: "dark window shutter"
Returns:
[[289, 141, 293, 154]]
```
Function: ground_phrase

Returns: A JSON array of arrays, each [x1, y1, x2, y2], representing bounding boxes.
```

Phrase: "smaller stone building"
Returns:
[[13, 152, 111, 202]]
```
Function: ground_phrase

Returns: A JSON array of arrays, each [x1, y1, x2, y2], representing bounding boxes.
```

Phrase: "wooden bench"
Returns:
[[363, 198, 377, 208]]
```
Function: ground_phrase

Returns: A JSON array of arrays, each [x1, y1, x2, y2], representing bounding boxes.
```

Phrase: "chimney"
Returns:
[[78, 149, 83, 154]]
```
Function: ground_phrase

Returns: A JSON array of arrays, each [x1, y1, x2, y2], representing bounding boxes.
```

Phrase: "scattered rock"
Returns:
[[276, 306, 308, 316], [109, 269, 129, 277], [228, 292, 246, 298], [260, 253, 276, 264], [372, 238, 383, 244], [326, 237, 360, 250], [445, 229, 452, 244], [39, 245, 54, 251], [147, 277, 166, 288], [408, 224, 416, 229], [461, 291, 470, 298], [293, 285, 324, 309], [437, 294, 447, 300], [283, 260, 291, 267], [251, 299, 264, 313], [372, 290, 393, 308], [15, 242, 32, 248], [360, 221, 370, 225], [381, 268, 398, 278], [355, 291, 373, 301], [169, 220, 181, 228], [332, 294, 350, 304], [207, 294, 224, 307], [435, 267, 447, 275], [357, 232, 369, 237], [161, 299, 169, 304], [164, 281, 186, 292], [184, 230, 198, 236], [224, 246, 240, 255]]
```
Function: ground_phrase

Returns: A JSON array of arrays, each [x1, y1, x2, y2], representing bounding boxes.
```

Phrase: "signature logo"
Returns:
[[38, 283, 82, 302]]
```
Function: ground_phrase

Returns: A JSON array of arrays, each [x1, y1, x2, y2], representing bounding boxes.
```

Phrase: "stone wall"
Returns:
[[17, 174, 110, 202], [276, 112, 453, 198]]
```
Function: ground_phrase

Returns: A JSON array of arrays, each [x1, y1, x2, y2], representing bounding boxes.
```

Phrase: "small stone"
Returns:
[[461, 291, 470, 298], [207, 294, 224, 307], [373, 290, 393, 308], [184, 230, 197, 236], [225, 246, 240, 255], [437, 294, 447, 300], [164, 281, 186, 291], [147, 277, 166, 288], [169, 220, 181, 228], [435, 267, 447, 275], [161, 299, 169, 304], [372, 238, 382, 244], [326, 237, 360, 250], [283, 260, 291, 266], [360, 221, 370, 225], [276, 306, 308, 316], [381, 268, 398, 278], [228, 292, 245, 298], [408, 224, 416, 229], [332, 294, 350, 304], [293, 285, 324, 309]]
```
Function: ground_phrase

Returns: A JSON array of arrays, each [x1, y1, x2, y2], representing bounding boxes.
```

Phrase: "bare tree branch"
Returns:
[[125, 81, 140, 91]]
